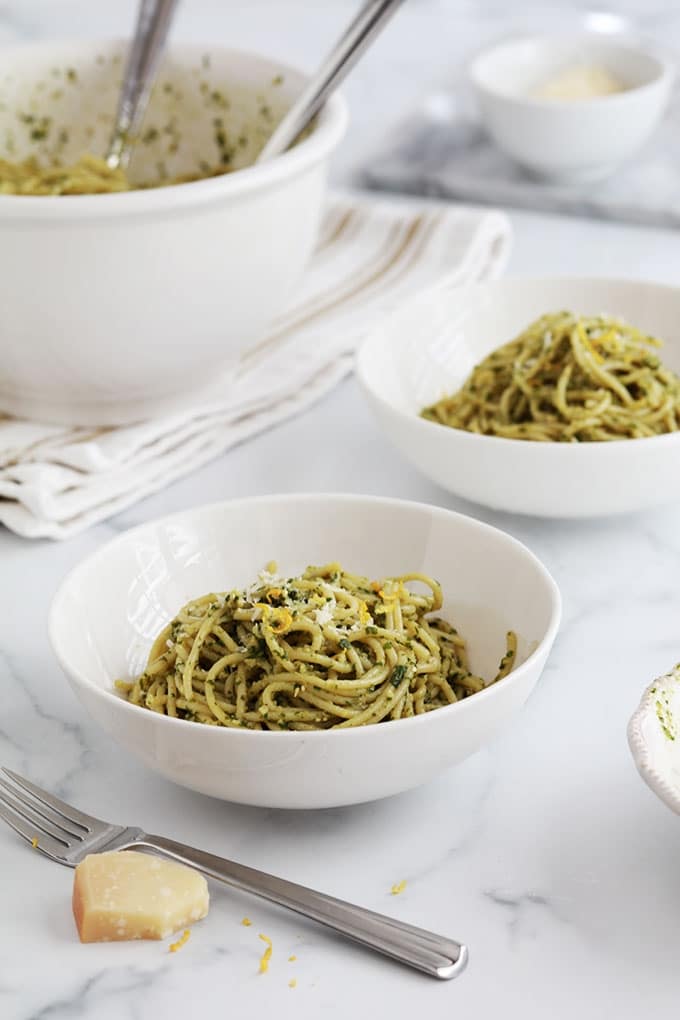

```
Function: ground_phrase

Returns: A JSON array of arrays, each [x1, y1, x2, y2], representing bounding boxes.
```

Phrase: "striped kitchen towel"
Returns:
[[0, 191, 511, 539]]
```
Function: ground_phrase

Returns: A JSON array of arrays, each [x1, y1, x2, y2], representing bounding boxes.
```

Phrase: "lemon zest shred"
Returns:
[[288, 954, 297, 962], [241, 916, 252, 927], [577, 320, 604, 364], [289, 978, 297, 989], [169, 929, 191, 953], [390, 880, 407, 896], [269, 608, 293, 634], [255, 603, 293, 635], [258, 933, 273, 973], [597, 328, 617, 348], [31, 836, 38, 849], [358, 600, 371, 625]]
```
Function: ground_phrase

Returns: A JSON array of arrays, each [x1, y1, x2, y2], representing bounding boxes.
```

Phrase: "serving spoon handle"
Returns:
[[106, 0, 180, 171], [256, 0, 406, 164]]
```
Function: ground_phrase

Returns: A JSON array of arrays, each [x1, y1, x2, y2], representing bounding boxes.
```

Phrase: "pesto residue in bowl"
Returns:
[[0, 56, 289, 195]]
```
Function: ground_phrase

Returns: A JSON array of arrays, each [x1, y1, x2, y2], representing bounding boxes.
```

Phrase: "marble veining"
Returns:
[[2, 1, 680, 1019]]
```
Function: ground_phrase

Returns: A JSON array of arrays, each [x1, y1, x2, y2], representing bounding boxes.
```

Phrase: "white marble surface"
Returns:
[[2, 2, 680, 1018]]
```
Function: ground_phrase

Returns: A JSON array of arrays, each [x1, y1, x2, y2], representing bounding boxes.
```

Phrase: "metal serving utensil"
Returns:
[[106, 0, 180, 171], [0, 766, 467, 980], [107, 0, 406, 171], [256, 0, 406, 163]]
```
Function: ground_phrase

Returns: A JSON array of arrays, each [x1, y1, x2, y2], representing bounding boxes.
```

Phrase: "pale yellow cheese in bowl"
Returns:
[[532, 64, 627, 101], [72, 851, 209, 943]]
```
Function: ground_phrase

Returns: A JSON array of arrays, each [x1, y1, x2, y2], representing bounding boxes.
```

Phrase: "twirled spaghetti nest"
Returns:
[[422, 311, 680, 442], [117, 563, 516, 730]]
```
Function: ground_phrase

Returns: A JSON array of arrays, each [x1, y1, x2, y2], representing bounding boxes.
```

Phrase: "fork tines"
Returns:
[[0, 767, 93, 860]]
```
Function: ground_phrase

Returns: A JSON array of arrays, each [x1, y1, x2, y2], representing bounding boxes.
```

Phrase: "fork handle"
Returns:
[[138, 834, 467, 980]]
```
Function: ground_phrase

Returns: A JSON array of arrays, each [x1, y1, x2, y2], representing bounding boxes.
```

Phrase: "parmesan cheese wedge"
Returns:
[[72, 851, 209, 943]]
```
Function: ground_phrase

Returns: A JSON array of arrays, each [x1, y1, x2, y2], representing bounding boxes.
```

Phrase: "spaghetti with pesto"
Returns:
[[422, 311, 680, 442], [0, 152, 234, 195], [116, 563, 516, 730]]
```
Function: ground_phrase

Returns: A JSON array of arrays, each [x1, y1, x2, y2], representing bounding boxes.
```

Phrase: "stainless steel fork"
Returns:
[[0, 767, 467, 980]]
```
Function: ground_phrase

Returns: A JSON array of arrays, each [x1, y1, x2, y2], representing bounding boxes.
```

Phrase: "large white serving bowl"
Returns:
[[628, 665, 680, 817], [48, 494, 560, 809], [0, 39, 346, 426], [469, 34, 673, 180], [357, 276, 680, 519]]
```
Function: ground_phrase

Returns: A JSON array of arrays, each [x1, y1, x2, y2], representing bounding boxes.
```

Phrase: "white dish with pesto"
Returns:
[[0, 38, 347, 425], [357, 275, 680, 518], [48, 493, 560, 809], [628, 665, 680, 817]]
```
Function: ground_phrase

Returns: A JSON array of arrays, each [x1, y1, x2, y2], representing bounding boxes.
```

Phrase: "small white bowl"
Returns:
[[0, 39, 346, 426], [356, 276, 680, 519], [628, 666, 680, 816], [469, 34, 673, 180], [48, 494, 560, 809]]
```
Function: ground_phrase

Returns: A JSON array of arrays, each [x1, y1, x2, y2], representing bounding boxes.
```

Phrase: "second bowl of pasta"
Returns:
[[48, 494, 560, 808], [357, 276, 680, 517]]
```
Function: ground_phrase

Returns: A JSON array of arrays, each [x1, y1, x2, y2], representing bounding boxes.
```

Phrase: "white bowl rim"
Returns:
[[468, 32, 674, 110], [0, 38, 348, 220], [627, 667, 680, 816], [356, 274, 680, 455], [48, 492, 562, 743]]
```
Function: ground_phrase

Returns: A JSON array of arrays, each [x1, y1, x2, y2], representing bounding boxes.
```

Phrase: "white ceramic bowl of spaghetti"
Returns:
[[357, 276, 680, 519], [0, 39, 346, 426], [48, 494, 560, 809]]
